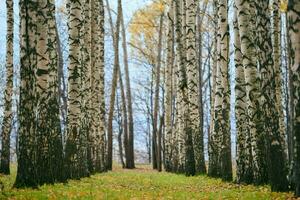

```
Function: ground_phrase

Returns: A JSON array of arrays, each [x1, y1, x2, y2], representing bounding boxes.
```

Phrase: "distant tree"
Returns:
[[120, 2, 135, 169], [106, 0, 122, 170], [153, 11, 164, 172]]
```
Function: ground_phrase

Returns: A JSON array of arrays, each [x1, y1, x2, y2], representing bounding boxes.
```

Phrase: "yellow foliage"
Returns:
[[280, 0, 288, 13], [129, 0, 166, 64]]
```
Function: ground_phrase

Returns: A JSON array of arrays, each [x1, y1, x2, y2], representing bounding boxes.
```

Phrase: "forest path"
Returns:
[[0, 165, 294, 199]]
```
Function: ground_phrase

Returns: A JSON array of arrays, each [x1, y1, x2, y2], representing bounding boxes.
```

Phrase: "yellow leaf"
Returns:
[[280, 0, 288, 12]]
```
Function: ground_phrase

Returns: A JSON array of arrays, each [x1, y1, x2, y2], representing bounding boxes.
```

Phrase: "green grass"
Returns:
[[0, 165, 294, 200]]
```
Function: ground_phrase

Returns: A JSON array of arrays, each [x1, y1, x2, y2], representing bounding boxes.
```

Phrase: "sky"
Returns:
[[0, 1, 7, 60]]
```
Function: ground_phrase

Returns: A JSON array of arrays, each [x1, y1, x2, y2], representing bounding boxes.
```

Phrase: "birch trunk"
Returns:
[[90, 0, 106, 172], [288, 0, 300, 196], [186, 0, 200, 175], [65, 0, 89, 179], [235, 0, 266, 185], [234, 5, 253, 184], [164, 2, 175, 172], [0, 0, 14, 175], [153, 13, 164, 172], [208, 0, 219, 177], [15, 0, 38, 188], [255, 0, 288, 191]]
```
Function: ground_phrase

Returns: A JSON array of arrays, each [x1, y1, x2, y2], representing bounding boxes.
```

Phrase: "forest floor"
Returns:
[[0, 164, 296, 200]]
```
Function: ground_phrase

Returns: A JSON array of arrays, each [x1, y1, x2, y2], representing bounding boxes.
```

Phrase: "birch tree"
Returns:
[[153, 13, 164, 172], [217, 0, 231, 181], [208, 0, 232, 181], [186, 0, 205, 175], [164, 1, 175, 172], [233, 5, 253, 184], [288, 0, 300, 196], [208, 0, 219, 178], [235, 0, 267, 185], [15, 0, 38, 188], [36, 0, 65, 184], [255, 0, 288, 191], [90, 0, 106, 172], [174, 0, 196, 176], [15, 0, 65, 187], [0, 0, 14, 175], [65, 0, 89, 179], [272, 0, 285, 149], [195, 1, 208, 175]]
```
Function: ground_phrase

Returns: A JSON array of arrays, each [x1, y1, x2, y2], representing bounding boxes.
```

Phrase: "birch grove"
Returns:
[[0, 0, 299, 197]]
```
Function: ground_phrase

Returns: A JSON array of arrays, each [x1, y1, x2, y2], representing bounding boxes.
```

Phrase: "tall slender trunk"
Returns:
[[98, 0, 106, 172], [233, 4, 253, 184], [175, 0, 195, 176], [37, 0, 65, 184], [285, 12, 294, 171], [187, 0, 206, 175], [186, 0, 198, 176], [164, 1, 175, 172], [15, 0, 65, 187], [118, 65, 129, 169], [255, 0, 288, 191], [116, 95, 125, 168], [273, 0, 286, 152], [235, 0, 266, 185], [196, 5, 206, 175], [56, 23, 67, 149], [153, 14, 164, 172], [83, 0, 93, 174], [287, 0, 300, 196], [214, 0, 232, 181], [65, 0, 89, 179], [208, 0, 219, 177], [106, 0, 129, 169], [90, 0, 106, 172], [120, 3, 135, 169], [15, 0, 38, 188], [0, 0, 14, 175], [175, 0, 187, 174], [106, 0, 122, 170]]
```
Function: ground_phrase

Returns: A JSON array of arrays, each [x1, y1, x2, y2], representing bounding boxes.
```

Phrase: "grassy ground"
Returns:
[[0, 165, 295, 200]]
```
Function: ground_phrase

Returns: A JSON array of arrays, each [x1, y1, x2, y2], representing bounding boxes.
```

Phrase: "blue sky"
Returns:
[[0, 0, 7, 60]]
